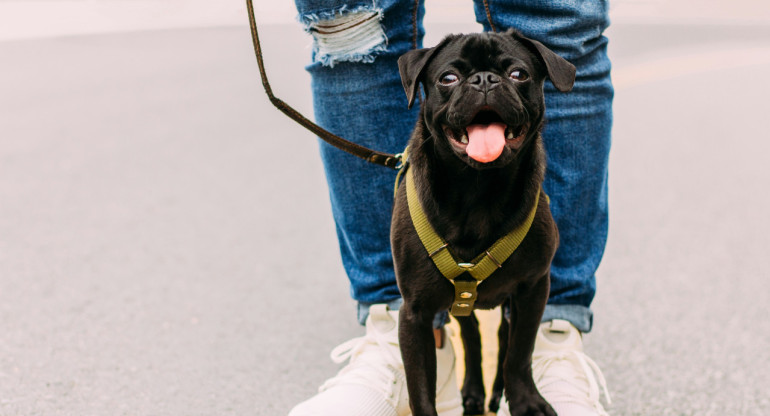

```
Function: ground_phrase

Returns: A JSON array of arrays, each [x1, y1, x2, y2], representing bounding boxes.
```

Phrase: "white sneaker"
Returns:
[[497, 319, 611, 416], [288, 304, 463, 416]]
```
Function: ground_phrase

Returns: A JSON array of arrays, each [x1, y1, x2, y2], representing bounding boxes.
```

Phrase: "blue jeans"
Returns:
[[294, 0, 613, 333]]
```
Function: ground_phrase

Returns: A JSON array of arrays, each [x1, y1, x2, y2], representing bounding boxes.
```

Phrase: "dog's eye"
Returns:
[[439, 73, 459, 86], [509, 69, 529, 81]]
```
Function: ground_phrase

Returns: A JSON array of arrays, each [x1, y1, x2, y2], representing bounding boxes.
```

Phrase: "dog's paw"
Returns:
[[505, 391, 556, 416], [488, 388, 503, 412], [462, 395, 486, 416], [461, 385, 486, 415]]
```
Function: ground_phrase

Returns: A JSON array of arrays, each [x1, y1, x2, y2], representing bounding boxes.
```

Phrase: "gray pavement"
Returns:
[[1, 22, 770, 416]]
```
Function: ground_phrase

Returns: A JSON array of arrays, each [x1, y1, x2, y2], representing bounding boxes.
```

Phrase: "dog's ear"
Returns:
[[511, 31, 576, 92], [397, 38, 451, 108]]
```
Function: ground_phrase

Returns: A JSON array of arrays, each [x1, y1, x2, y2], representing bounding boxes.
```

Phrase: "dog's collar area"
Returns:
[[393, 146, 412, 198], [404, 167, 543, 316]]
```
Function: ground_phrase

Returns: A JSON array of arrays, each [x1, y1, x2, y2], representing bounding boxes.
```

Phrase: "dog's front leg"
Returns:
[[456, 313, 486, 415], [399, 303, 439, 416], [504, 276, 555, 416], [489, 306, 509, 412]]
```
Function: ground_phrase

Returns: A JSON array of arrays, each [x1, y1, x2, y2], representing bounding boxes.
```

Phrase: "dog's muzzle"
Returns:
[[443, 109, 529, 163]]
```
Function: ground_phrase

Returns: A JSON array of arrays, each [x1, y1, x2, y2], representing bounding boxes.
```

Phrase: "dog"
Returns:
[[390, 29, 575, 416]]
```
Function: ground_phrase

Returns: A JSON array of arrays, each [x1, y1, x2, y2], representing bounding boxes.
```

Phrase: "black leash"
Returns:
[[245, 0, 403, 170]]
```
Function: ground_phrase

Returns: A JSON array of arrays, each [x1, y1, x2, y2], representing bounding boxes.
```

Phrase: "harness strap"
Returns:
[[404, 167, 542, 316]]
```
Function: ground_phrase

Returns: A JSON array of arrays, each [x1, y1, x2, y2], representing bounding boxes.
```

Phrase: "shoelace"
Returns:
[[319, 329, 404, 403], [532, 350, 612, 415]]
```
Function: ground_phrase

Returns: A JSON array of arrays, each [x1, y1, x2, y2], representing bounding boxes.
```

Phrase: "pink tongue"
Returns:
[[465, 122, 506, 163]]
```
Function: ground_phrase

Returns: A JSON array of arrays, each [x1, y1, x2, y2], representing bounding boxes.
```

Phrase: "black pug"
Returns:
[[391, 30, 575, 416]]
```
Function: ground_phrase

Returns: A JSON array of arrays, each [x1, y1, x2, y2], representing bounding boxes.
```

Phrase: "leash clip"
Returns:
[[393, 153, 405, 170]]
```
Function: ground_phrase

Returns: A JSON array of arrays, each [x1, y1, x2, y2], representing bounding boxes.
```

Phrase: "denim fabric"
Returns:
[[294, 0, 612, 333], [358, 298, 449, 329], [296, 0, 425, 308]]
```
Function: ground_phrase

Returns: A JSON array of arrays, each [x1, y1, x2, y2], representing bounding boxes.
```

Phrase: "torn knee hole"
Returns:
[[305, 9, 388, 67]]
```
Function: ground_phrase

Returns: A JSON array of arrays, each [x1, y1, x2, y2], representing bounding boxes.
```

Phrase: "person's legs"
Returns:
[[473, 0, 613, 334], [289, 1, 462, 414], [295, 0, 422, 323], [473, 2, 613, 415]]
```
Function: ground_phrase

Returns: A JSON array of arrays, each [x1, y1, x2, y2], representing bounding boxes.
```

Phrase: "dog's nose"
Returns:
[[469, 71, 501, 92]]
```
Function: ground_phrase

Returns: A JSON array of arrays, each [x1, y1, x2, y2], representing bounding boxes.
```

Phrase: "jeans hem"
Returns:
[[357, 299, 449, 329], [542, 303, 594, 333]]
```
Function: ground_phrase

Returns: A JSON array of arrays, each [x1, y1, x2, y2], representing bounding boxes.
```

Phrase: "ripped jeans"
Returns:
[[294, 0, 613, 333]]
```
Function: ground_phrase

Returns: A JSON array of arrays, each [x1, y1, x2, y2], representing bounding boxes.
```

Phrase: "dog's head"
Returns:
[[398, 30, 575, 168]]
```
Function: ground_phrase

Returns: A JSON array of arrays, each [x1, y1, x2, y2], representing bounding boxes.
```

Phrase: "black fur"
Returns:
[[391, 30, 575, 416]]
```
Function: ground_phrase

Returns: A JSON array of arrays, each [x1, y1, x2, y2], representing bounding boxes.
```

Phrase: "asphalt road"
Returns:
[[1, 22, 769, 416]]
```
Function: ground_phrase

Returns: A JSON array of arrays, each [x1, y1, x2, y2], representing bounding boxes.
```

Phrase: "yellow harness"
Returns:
[[398, 153, 543, 316]]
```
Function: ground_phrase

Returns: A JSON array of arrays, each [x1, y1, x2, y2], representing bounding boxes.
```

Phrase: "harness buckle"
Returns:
[[485, 250, 503, 269], [428, 243, 449, 258], [451, 280, 478, 317]]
